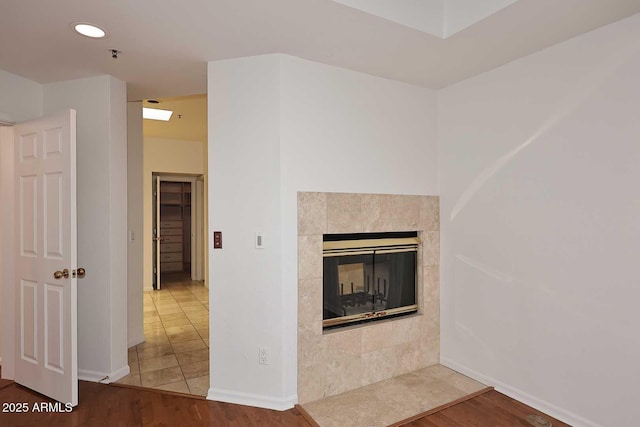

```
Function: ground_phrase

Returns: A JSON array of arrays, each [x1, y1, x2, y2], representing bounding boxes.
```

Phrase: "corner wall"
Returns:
[[207, 54, 438, 408], [438, 13, 640, 427]]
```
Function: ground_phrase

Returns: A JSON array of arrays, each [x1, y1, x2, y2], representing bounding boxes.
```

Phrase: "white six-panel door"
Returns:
[[14, 110, 78, 406]]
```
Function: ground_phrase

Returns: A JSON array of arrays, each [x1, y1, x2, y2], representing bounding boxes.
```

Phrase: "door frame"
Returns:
[[152, 173, 203, 283]]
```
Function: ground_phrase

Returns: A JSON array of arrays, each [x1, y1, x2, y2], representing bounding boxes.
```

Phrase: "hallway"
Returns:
[[117, 278, 209, 395]]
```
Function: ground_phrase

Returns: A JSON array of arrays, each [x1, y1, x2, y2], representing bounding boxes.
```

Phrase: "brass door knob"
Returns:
[[77, 268, 86, 278], [53, 269, 69, 279]]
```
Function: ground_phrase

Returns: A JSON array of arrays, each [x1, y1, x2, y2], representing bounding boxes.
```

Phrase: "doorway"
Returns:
[[119, 94, 209, 396], [153, 174, 203, 290]]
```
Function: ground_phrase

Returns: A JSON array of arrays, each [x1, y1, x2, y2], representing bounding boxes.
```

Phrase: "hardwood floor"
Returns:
[[0, 377, 569, 427], [404, 390, 571, 427], [0, 381, 309, 426]]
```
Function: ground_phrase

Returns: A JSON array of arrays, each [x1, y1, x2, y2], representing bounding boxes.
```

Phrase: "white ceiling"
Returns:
[[330, 0, 520, 38], [1, 0, 639, 101]]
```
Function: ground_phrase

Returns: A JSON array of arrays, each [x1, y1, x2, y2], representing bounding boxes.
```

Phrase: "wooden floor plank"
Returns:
[[404, 390, 570, 427], [0, 377, 570, 427], [0, 381, 309, 427]]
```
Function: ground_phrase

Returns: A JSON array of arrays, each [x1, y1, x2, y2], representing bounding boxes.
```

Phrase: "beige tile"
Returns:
[[191, 321, 209, 330], [144, 329, 168, 339], [186, 315, 208, 324], [298, 278, 323, 326], [161, 317, 192, 328], [116, 373, 141, 386], [180, 304, 207, 313], [325, 355, 364, 397], [141, 366, 184, 387], [298, 235, 323, 280], [390, 194, 421, 230], [172, 339, 207, 353], [156, 306, 184, 315], [181, 360, 209, 379], [298, 192, 327, 235], [185, 309, 208, 318], [327, 192, 364, 233], [186, 375, 210, 397], [301, 365, 475, 427], [128, 348, 138, 363], [143, 313, 161, 324], [139, 354, 179, 373], [422, 231, 439, 267], [154, 380, 191, 394], [137, 344, 175, 360], [165, 324, 196, 336], [203, 339, 209, 347], [129, 360, 140, 375], [160, 312, 189, 322], [297, 362, 326, 404], [174, 296, 199, 302], [419, 196, 439, 231], [137, 333, 170, 349], [176, 349, 209, 366], [361, 193, 393, 232], [197, 329, 209, 340], [168, 331, 202, 343], [144, 321, 164, 332]]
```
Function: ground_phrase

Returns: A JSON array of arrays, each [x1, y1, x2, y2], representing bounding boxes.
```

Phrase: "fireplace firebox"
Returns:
[[323, 231, 418, 329]]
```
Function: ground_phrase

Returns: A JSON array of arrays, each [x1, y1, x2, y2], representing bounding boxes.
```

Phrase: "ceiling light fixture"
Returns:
[[143, 107, 173, 121], [73, 23, 106, 38]]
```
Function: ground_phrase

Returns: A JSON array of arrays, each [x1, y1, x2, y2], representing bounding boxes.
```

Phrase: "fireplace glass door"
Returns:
[[323, 232, 418, 328]]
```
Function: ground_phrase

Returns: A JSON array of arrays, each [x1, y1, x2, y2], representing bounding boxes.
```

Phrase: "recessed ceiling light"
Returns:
[[143, 108, 173, 121], [74, 23, 106, 38]]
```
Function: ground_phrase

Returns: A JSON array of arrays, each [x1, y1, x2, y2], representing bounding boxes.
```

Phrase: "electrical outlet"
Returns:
[[258, 346, 270, 365]]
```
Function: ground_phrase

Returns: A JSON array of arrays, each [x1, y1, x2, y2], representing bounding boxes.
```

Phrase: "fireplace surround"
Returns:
[[298, 192, 440, 404]]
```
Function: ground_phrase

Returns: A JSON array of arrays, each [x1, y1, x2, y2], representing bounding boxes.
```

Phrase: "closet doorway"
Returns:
[[152, 174, 204, 289]]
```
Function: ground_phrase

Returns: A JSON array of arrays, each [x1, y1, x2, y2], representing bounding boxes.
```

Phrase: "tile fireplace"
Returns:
[[297, 192, 440, 404]]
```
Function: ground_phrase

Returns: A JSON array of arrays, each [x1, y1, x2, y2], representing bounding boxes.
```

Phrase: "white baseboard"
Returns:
[[207, 387, 297, 411], [441, 357, 601, 427], [143, 286, 153, 292], [78, 365, 130, 384]]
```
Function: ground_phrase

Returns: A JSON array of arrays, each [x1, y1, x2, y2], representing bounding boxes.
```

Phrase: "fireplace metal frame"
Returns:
[[322, 233, 419, 329]]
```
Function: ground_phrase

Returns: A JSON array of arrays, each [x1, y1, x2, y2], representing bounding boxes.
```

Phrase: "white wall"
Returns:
[[142, 137, 206, 291], [127, 102, 144, 347], [208, 55, 285, 409], [438, 13, 640, 427], [0, 69, 42, 123], [207, 54, 438, 408], [43, 75, 129, 382]]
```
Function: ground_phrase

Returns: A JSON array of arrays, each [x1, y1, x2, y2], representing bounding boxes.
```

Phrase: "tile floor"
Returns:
[[302, 364, 488, 427], [116, 277, 209, 396]]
